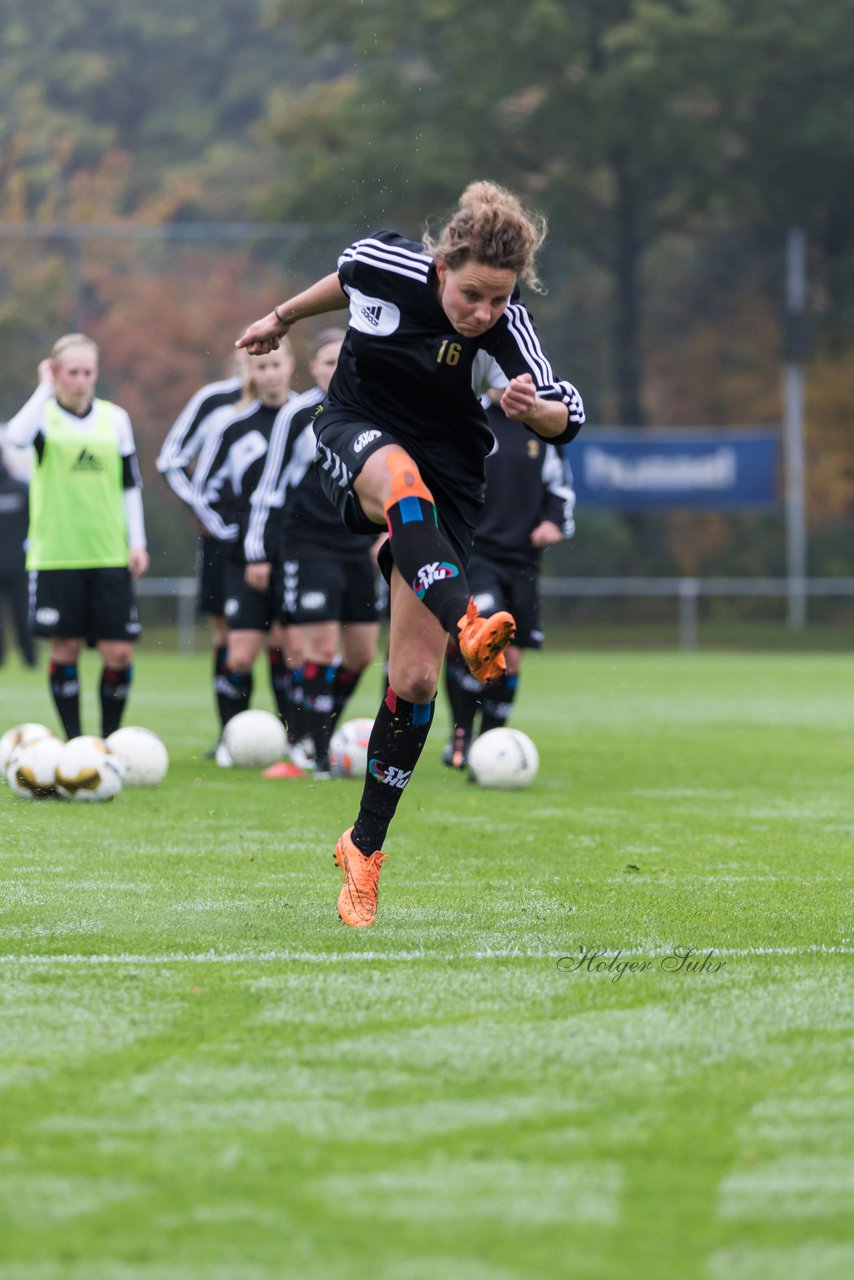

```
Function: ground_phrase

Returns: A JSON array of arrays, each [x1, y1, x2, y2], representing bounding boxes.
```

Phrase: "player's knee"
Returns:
[[383, 449, 434, 508], [391, 669, 438, 705], [101, 643, 133, 669], [307, 639, 337, 666]]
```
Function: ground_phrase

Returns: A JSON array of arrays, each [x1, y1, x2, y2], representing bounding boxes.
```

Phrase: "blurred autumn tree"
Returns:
[[1, 0, 853, 582]]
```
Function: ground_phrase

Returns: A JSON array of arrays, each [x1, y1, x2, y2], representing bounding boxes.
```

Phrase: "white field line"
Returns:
[[0, 943, 849, 966]]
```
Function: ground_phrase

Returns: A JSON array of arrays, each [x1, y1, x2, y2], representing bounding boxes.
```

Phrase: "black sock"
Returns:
[[302, 661, 337, 766], [443, 643, 483, 738], [385, 495, 470, 634], [480, 672, 519, 734], [332, 663, 362, 728], [285, 665, 305, 745], [49, 661, 81, 740], [267, 647, 291, 730], [212, 645, 228, 724], [218, 666, 252, 727], [351, 688, 435, 854], [100, 665, 132, 737]]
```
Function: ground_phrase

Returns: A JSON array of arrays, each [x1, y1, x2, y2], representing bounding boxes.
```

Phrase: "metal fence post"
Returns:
[[677, 579, 700, 650]]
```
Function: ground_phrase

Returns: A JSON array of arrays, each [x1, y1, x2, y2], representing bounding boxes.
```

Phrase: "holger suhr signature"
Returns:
[[557, 945, 727, 983]]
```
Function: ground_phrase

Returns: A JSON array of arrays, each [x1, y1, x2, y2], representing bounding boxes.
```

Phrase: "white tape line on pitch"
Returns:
[[0, 943, 849, 966]]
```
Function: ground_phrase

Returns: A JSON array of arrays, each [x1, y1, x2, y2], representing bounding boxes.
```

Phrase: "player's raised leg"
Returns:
[[334, 568, 445, 926]]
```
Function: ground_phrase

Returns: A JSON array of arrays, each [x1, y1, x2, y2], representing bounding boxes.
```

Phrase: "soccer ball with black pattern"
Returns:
[[6, 735, 63, 799], [0, 722, 54, 774], [55, 736, 124, 802]]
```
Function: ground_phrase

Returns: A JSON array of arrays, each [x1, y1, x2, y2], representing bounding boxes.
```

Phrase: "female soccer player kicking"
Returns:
[[237, 181, 585, 926]]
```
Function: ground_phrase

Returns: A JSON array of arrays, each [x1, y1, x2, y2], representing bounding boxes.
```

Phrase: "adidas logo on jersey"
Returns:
[[71, 447, 104, 473], [359, 303, 384, 328]]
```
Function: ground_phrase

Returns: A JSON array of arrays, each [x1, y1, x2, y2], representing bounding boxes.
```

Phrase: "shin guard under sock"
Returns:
[[332, 663, 362, 728], [100, 665, 132, 737], [383, 452, 470, 633], [285, 665, 305, 745], [49, 661, 81, 740], [301, 661, 338, 766], [443, 643, 483, 737], [218, 666, 252, 728], [351, 688, 435, 854], [480, 671, 519, 734], [213, 645, 228, 718], [267, 647, 292, 730]]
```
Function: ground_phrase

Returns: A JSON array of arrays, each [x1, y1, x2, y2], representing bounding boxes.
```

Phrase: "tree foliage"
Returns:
[[266, 0, 854, 420], [1, 0, 853, 578]]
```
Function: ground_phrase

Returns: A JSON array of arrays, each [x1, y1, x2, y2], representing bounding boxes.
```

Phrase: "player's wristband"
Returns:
[[273, 306, 289, 326]]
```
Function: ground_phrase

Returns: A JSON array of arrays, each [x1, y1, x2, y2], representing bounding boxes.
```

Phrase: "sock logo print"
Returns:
[[412, 561, 459, 598], [368, 759, 412, 789]]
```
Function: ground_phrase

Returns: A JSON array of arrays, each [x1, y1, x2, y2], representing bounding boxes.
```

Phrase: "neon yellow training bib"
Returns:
[[27, 400, 129, 570]]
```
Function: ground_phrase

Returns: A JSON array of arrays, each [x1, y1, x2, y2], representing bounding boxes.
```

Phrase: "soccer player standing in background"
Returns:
[[237, 181, 585, 927], [5, 334, 148, 738], [245, 328, 380, 778], [442, 384, 576, 768], [0, 450, 36, 669], [157, 356, 245, 751], [190, 343, 298, 762]]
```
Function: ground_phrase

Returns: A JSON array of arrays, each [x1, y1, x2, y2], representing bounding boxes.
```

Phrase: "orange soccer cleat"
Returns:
[[334, 828, 388, 928], [456, 598, 516, 684]]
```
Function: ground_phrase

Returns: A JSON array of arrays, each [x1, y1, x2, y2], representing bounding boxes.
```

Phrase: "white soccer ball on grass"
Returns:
[[55, 736, 124, 802], [0, 722, 54, 774], [468, 727, 539, 790], [106, 726, 169, 787], [223, 709, 287, 769], [6, 735, 64, 799], [329, 717, 374, 778]]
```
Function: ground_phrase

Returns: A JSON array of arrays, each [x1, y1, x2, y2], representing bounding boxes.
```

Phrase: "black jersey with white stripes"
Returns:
[[282, 456, 376, 559], [243, 389, 322, 563], [473, 402, 576, 569], [191, 397, 293, 548], [245, 386, 375, 562], [156, 375, 243, 508], [326, 229, 584, 499]]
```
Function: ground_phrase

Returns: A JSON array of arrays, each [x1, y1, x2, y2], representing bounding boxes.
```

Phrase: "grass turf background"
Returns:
[[0, 650, 852, 1279]]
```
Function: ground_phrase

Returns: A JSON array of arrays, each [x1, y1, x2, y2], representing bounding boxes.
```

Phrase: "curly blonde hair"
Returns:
[[424, 181, 548, 292]]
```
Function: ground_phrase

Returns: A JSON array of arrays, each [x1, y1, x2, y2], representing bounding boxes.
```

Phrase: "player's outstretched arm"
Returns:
[[236, 274, 348, 356]]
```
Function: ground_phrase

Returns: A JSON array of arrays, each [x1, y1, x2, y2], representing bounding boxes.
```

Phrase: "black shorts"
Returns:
[[30, 567, 141, 645], [278, 551, 379, 626], [467, 552, 543, 649], [313, 409, 483, 584], [197, 535, 227, 617], [223, 557, 274, 633]]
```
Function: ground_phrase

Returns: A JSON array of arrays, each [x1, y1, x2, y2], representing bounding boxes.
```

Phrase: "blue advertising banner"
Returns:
[[565, 430, 779, 510]]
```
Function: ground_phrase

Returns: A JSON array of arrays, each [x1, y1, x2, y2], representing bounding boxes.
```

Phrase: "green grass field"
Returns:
[[1, 649, 852, 1280]]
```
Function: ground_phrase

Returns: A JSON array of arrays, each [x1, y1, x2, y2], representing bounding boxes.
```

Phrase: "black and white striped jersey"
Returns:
[[243, 388, 323, 563], [191, 396, 294, 548], [245, 387, 375, 563], [156, 375, 244, 508], [473, 401, 576, 569], [325, 229, 584, 500]]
